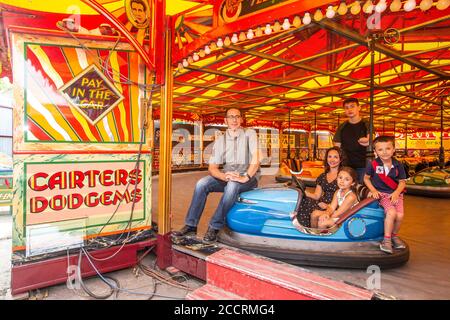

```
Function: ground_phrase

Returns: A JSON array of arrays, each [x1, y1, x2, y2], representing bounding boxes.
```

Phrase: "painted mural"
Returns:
[[11, 31, 153, 260]]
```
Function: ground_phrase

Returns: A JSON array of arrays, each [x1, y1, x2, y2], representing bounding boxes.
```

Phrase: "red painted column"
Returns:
[[156, 233, 173, 269]]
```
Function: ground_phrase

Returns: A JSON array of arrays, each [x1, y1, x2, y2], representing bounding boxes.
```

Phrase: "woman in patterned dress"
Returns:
[[293, 147, 344, 228]]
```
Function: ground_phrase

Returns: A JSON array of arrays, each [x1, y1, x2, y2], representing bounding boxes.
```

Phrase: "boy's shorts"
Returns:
[[379, 192, 404, 214]]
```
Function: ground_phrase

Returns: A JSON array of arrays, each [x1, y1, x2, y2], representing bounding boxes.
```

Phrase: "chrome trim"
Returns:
[[348, 217, 367, 238], [289, 168, 303, 175], [239, 198, 258, 204], [292, 218, 340, 236]]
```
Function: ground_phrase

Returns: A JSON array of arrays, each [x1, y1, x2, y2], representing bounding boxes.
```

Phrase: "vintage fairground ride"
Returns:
[[219, 168, 410, 269]]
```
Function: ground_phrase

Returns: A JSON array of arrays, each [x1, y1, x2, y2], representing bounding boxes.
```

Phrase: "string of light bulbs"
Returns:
[[177, 0, 450, 71]]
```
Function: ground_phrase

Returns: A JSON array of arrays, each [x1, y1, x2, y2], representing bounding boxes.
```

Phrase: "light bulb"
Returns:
[[326, 6, 336, 18], [193, 52, 199, 61], [204, 45, 211, 55], [313, 9, 324, 21], [178, 63, 183, 71], [404, 0, 416, 11], [303, 12, 312, 25], [273, 21, 281, 32], [217, 37, 223, 47], [255, 27, 263, 37], [419, 0, 433, 11], [187, 56, 193, 64], [199, 50, 205, 58], [182, 59, 188, 67], [282, 18, 291, 30], [247, 29, 254, 39], [264, 24, 272, 35], [210, 42, 217, 50], [375, 0, 387, 13], [239, 32, 246, 41], [231, 33, 238, 43], [390, 0, 402, 11], [337, 1, 348, 15], [437, 0, 450, 10], [363, 0, 374, 13], [224, 36, 231, 46], [351, 1, 362, 14], [293, 16, 301, 27]]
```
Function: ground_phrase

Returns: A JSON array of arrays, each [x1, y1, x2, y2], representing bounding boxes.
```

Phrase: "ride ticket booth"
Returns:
[[1, 0, 165, 294]]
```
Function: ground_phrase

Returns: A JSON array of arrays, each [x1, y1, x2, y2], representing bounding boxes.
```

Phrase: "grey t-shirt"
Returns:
[[209, 128, 260, 177]]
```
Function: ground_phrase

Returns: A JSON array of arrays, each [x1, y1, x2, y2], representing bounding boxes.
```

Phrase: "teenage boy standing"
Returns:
[[333, 98, 370, 184]]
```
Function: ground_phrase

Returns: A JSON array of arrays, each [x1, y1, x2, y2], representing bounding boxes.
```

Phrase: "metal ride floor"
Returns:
[[152, 171, 450, 300]]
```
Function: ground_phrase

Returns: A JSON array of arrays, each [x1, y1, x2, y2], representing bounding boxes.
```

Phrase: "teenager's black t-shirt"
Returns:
[[333, 120, 368, 169]]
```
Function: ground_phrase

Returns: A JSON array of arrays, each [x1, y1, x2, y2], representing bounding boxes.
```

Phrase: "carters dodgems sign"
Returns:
[[218, 0, 292, 24], [25, 161, 145, 225]]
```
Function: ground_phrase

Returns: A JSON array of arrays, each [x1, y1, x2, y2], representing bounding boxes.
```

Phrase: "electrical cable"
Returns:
[[55, 23, 161, 252], [138, 263, 193, 291], [84, 84, 156, 257], [83, 77, 158, 260], [57, 22, 160, 92], [135, 247, 194, 291], [76, 249, 120, 299], [80, 247, 186, 300]]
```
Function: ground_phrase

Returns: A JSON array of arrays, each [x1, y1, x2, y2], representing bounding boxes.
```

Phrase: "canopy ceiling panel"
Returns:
[[168, 1, 450, 132], [0, 0, 195, 81]]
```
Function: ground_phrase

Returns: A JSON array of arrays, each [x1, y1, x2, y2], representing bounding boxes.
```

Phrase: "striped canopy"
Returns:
[[1, 0, 449, 133]]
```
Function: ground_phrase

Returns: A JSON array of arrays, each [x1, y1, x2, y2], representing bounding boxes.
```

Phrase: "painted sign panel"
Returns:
[[395, 132, 450, 149], [15, 33, 151, 147], [13, 153, 152, 257], [10, 32, 153, 264], [59, 65, 124, 125], [25, 161, 144, 226]]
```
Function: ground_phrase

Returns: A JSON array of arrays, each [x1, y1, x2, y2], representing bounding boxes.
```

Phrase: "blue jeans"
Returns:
[[356, 167, 366, 185], [185, 175, 258, 230]]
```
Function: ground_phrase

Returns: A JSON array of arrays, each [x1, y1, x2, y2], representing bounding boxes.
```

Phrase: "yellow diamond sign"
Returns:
[[59, 65, 124, 125]]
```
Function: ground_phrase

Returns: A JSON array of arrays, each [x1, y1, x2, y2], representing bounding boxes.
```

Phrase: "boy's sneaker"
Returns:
[[172, 225, 197, 238], [203, 227, 219, 244], [392, 236, 406, 249], [380, 239, 393, 254]]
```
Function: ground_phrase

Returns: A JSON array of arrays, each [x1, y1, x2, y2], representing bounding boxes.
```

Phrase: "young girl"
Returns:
[[292, 147, 344, 227], [310, 167, 358, 229]]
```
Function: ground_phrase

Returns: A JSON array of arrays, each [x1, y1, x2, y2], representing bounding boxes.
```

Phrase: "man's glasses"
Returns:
[[226, 115, 241, 120]]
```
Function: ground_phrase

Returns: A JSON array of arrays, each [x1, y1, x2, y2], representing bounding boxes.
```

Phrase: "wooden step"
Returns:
[[186, 284, 246, 300], [206, 248, 373, 300]]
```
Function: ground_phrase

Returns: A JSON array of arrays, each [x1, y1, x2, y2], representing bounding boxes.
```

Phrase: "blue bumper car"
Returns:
[[218, 178, 409, 269]]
